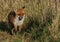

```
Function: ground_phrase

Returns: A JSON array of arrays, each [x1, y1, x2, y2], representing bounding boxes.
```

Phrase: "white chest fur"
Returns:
[[14, 15, 25, 26]]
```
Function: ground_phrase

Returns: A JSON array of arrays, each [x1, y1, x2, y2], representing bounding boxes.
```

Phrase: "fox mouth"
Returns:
[[18, 16, 23, 20]]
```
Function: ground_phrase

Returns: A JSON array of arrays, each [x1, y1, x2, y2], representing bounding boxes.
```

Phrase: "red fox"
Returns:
[[8, 6, 25, 35]]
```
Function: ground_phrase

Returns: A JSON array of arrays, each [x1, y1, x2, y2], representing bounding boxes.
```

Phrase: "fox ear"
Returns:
[[14, 9, 17, 14], [22, 6, 25, 9]]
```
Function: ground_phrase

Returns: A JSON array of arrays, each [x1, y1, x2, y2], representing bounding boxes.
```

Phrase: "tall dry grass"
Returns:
[[0, 0, 60, 42]]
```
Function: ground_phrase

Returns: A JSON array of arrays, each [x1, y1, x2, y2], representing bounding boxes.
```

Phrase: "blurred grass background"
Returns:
[[0, 0, 60, 42]]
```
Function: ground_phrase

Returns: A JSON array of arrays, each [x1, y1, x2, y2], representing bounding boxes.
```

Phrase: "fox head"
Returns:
[[16, 6, 25, 17]]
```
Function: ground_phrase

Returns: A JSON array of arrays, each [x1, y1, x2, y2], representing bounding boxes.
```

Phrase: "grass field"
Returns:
[[0, 0, 60, 42]]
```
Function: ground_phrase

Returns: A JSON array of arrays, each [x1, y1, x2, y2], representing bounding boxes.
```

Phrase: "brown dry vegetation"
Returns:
[[0, 0, 60, 42]]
